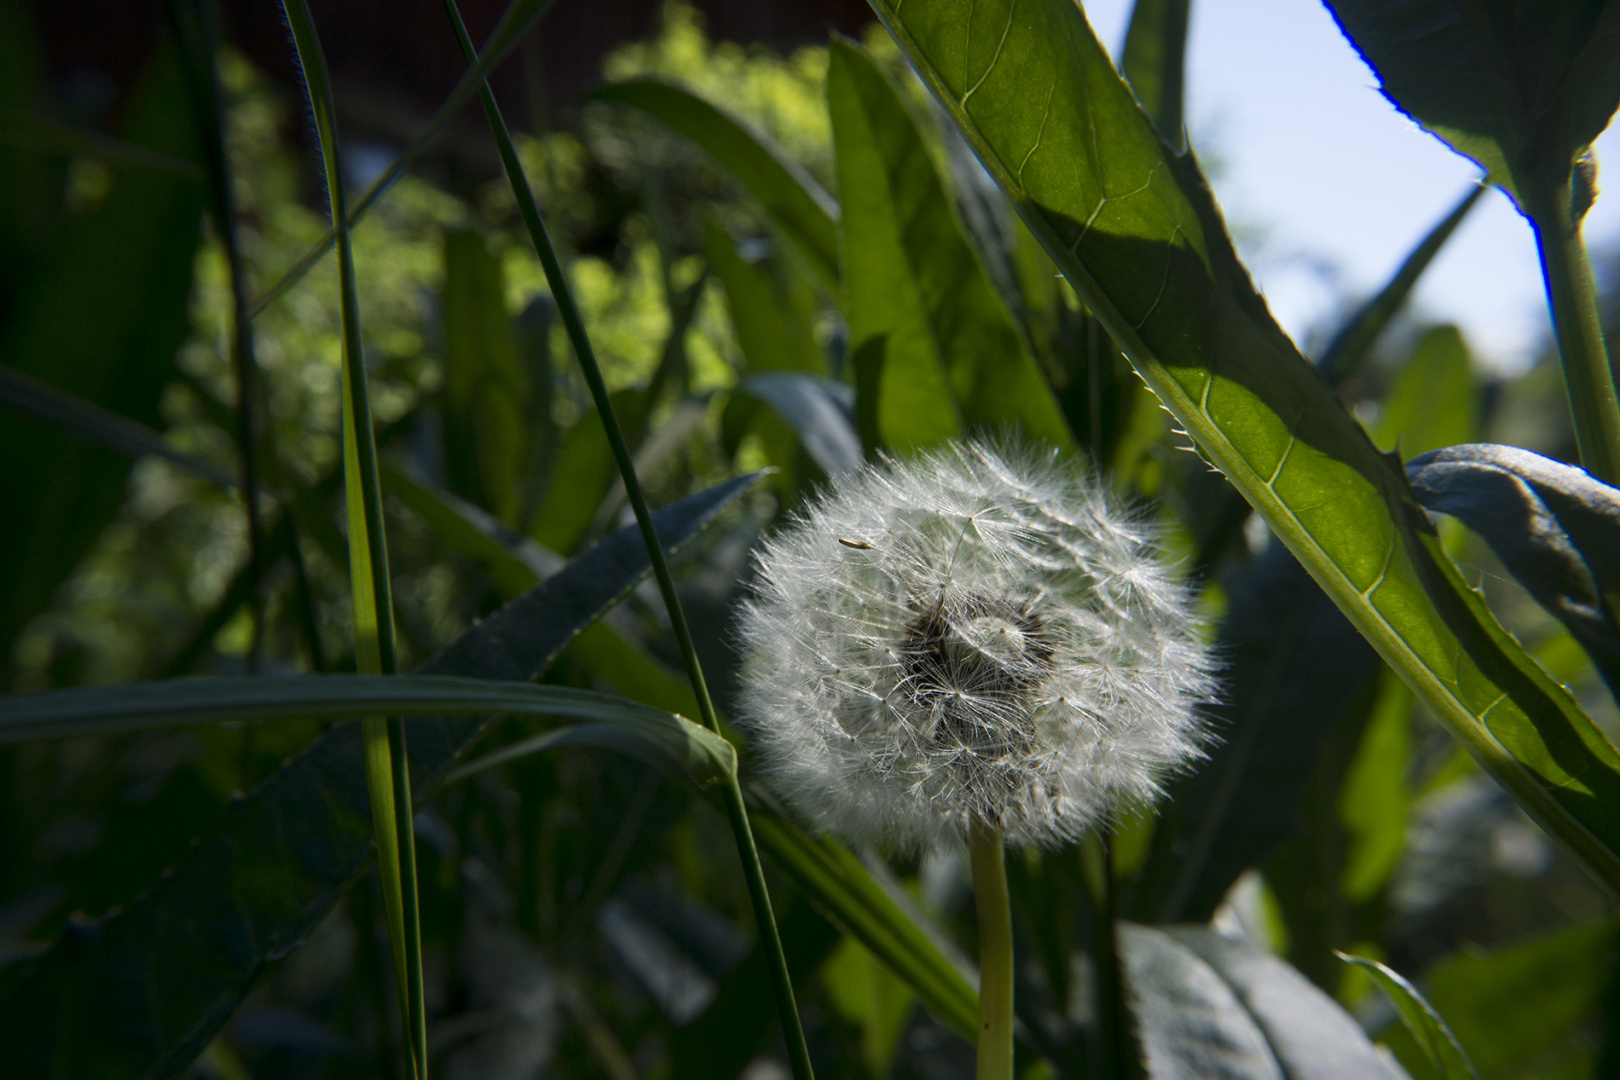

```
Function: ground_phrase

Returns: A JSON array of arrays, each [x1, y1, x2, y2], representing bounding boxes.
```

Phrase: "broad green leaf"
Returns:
[[532, 388, 645, 554], [1376, 918, 1620, 1079], [0, 38, 203, 665], [1339, 673, 1413, 903], [1120, 0, 1190, 150], [1322, 0, 1620, 205], [1373, 325, 1477, 460], [1, 676, 734, 786], [822, 936, 915, 1078], [442, 228, 529, 526], [0, 475, 758, 1078], [1317, 185, 1484, 381], [829, 38, 1074, 455], [591, 78, 841, 290], [704, 220, 824, 374], [1339, 953, 1479, 1080], [873, 0, 1620, 893]]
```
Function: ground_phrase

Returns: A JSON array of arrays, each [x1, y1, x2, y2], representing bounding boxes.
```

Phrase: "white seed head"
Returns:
[[735, 440, 1216, 853]]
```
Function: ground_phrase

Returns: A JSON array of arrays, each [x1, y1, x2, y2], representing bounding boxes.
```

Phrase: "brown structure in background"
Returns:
[[27, 0, 873, 150]]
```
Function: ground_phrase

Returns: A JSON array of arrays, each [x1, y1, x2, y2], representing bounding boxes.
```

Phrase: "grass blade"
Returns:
[[430, 1, 815, 1072], [1317, 184, 1484, 382], [250, 0, 556, 317], [0, 363, 234, 487], [278, 3, 424, 1075], [1, 675, 736, 786], [1338, 953, 1480, 1080], [0, 474, 758, 1077]]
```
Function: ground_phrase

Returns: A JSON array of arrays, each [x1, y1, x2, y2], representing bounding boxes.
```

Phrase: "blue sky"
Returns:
[[1081, 0, 1620, 374]]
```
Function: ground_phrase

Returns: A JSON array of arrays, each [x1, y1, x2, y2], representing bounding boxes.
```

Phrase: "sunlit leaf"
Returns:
[[872, 0, 1620, 893], [1339, 953, 1479, 1080], [592, 78, 841, 289]]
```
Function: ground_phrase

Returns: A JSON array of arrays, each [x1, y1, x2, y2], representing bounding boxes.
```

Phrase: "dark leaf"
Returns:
[[0, 474, 759, 1078], [1408, 443, 1620, 694]]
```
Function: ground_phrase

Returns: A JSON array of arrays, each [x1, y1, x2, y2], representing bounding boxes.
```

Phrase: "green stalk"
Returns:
[[969, 821, 1014, 1080], [429, 4, 813, 1075], [1526, 172, 1620, 486], [1082, 828, 1142, 1079], [280, 4, 427, 1077]]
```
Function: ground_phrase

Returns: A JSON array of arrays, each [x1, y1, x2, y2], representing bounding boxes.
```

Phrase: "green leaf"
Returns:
[[1120, 0, 1190, 150], [2, 676, 734, 786], [442, 229, 530, 526], [1373, 325, 1478, 460], [1338, 673, 1414, 903], [873, 0, 1620, 893], [591, 78, 841, 290], [1338, 953, 1479, 1080], [0, 363, 235, 488], [704, 220, 824, 374], [828, 37, 1074, 455], [280, 2, 424, 1070], [0, 37, 203, 665], [746, 794, 981, 1041], [1409, 444, 1620, 696], [1377, 918, 1620, 1079], [1322, 0, 1620, 203], [1123, 924, 1406, 1078], [0, 474, 758, 1078], [532, 388, 645, 554]]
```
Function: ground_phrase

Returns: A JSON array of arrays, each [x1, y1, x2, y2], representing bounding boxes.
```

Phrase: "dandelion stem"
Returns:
[[969, 820, 1014, 1080]]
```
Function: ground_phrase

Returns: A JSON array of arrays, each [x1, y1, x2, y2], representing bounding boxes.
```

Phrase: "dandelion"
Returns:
[[736, 439, 1215, 851], [734, 439, 1216, 1080]]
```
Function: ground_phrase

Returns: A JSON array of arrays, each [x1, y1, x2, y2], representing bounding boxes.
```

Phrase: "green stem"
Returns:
[[1082, 828, 1142, 1080], [969, 821, 1014, 1080], [429, 4, 813, 1077], [281, 4, 426, 1077], [1527, 174, 1620, 486]]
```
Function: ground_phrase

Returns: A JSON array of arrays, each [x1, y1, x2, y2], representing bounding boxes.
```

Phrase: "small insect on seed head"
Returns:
[[734, 439, 1217, 853]]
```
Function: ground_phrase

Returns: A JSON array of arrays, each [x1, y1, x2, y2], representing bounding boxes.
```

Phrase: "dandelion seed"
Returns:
[[735, 439, 1217, 854]]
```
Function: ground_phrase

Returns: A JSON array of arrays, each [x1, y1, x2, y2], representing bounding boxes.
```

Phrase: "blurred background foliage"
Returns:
[[1, 0, 1618, 1077]]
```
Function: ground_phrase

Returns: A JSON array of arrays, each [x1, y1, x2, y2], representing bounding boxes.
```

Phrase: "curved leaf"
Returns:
[[1123, 924, 1409, 1079], [1409, 443, 1620, 694], [736, 372, 862, 478], [592, 78, 841, 289], [0, 474, 758, 1079], [1156, 927, 1409, 1079], [0, 676, 735, 787], [872, 0, 1620, 892], [829, 37, 1074, 455], [1338, 953, 1478, 1080]]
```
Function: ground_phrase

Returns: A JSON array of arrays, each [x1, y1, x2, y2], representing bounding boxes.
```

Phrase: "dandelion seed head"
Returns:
[[735, 440, 1217, 852]]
